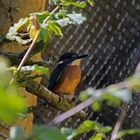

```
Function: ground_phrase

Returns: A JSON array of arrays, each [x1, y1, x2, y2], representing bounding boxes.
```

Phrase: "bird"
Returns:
[[48, 52, 88, 95]]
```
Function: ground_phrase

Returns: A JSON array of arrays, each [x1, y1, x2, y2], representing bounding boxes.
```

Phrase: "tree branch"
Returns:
[[16, 5, 60, 72], [0, 51, 54, 67], [50, 96, 95, 125], [110, 103, 128, 140], [16, 73, 87, 118], [49, 72, 140, 125]]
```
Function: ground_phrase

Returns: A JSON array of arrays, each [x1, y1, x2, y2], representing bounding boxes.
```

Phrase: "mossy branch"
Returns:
[[15, 70, 87, 118]]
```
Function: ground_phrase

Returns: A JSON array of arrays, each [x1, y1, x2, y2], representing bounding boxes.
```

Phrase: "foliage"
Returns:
[[79, 87, 132, 111], [62, 120, 112, 140], [9, 125, 66, 140], [117, 128, 140, 139], [6, 0, 87, 48], [0, 58, 27, 123]]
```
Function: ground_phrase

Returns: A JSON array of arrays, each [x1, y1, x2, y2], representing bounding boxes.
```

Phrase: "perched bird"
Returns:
[[48, 52, 88, 95]]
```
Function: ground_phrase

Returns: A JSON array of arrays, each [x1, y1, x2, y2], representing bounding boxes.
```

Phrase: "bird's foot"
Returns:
[[57, 93, 74, 103]]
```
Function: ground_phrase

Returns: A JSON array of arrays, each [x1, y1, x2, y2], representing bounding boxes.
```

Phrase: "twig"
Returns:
[[110, 103, 128, 140], [10, 5, 60, 84], [17, 33, 39, 71], [17, 5, 60, 71], [50, 96, 95, 125], [49, 73, 139, 125]]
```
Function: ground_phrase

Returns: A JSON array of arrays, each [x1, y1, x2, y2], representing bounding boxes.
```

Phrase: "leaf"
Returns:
[[70, 120, 111, 138], [102, 93, 121, 106], [67, 13, 86, 25], [29, 16, 40, 40], [15, 18, 29, 32], [0, 58, 27, 123], [79, 91, 91, 101], [48, 22, 63, 35], [106, 87, 132, 103], [88, 0, 94, 6], [32, 125, 66, 140], [79, 88, 96, 101], [89, 133, 102, 140], [117, 128, 140, 139], [33, 65, 50, 77], [63, 1, 86, 8], [39, 27, 48, 43], [61, 127, 74, 137], [91, 101, 101, 111]]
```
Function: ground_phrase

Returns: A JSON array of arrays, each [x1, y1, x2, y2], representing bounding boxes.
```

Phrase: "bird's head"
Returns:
[[58, 52, 88, 66]]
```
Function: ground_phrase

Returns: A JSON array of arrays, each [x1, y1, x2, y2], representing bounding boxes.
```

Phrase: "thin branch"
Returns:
[[17, 5, 60, 71], [10, 5, 60, 84], [50, 96, 95, 125], [17, 32, 39, 71], [110, 103, 128, 140], [49, 73, 140, 125]]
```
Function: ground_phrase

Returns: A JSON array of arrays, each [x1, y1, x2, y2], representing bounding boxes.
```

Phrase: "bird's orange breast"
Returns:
[[52, 65, 81, 95]]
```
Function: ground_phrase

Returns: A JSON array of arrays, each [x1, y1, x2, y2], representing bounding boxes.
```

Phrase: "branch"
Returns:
[[50, 96, 95, 125], [16, 5, 60, 72], [9, 5, 60, 84], [110, 103, 128, 140], [0, 51, 54, 67], [16, 73, 87, 118], [49, 71, 140, 125]]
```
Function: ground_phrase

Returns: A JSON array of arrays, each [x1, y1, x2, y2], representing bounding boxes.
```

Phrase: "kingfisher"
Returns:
[[48, 52, 88, 95]]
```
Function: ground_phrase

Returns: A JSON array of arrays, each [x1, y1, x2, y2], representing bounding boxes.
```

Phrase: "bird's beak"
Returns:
[[71, 54, 88, 66], [77, 54, 88, 59]]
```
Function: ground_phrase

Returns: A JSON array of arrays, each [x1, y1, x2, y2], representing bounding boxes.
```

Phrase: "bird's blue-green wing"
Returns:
[[48, 63, 66, 90]]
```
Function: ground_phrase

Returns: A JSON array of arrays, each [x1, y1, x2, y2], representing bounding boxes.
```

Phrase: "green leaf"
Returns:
[[79, 88, 96, 101], [63, 1, 86, 8], [102, 93, 121, 106], [67, 13, 86, 25], [61, 127, 74, 137], [15, 18, 29, 32], [48, 22, 63, 35], [55, 10, 67, 19], [91, 101, 101, 111], [39, 27, 48, 43], [0, 58, 27, 123], [70, 120, 111, 138], [107, 87, 132, 103], [117, 128, 140, 139], [33, 65, 50, 77], [32, 125, 66, 140], [6, 18, 29, 37], [89, 133, 102, 140], [88, 0, 94, 6], [38, 24, 53, 43]]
